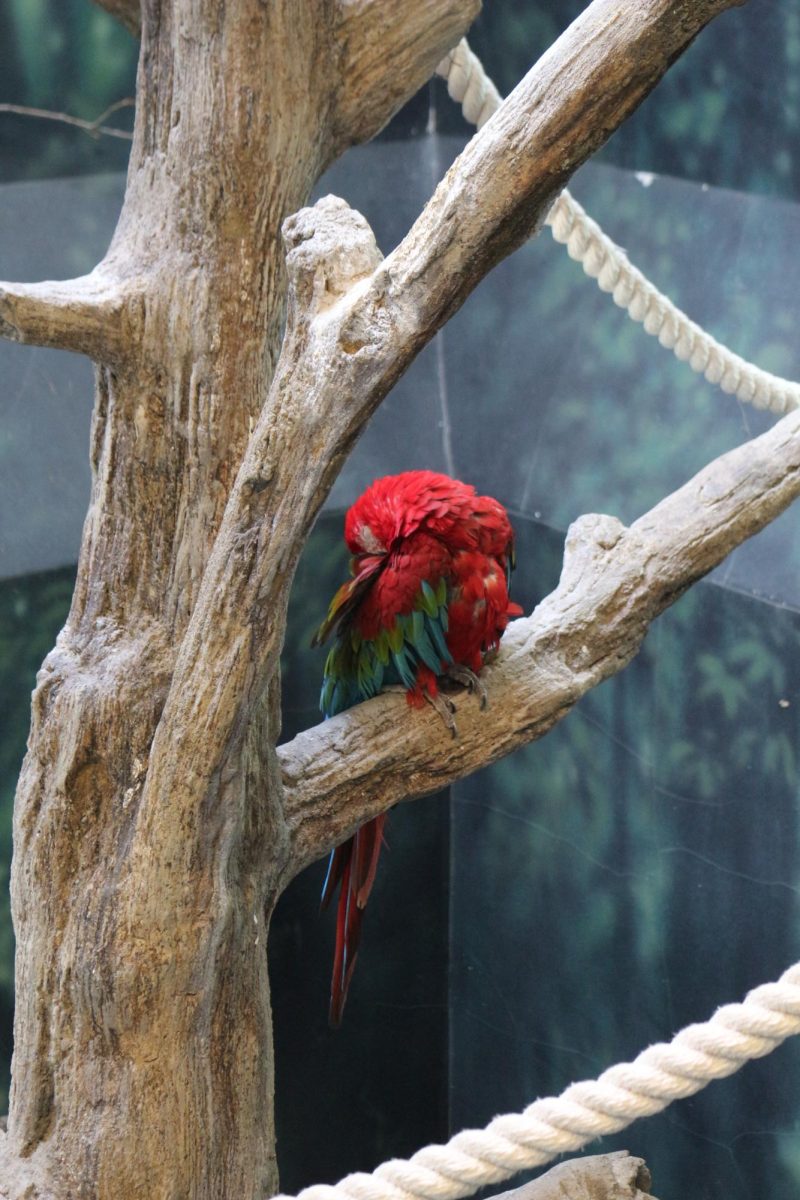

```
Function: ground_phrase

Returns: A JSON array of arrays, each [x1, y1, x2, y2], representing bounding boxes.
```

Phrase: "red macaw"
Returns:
[[312, 470, 522, 1024]]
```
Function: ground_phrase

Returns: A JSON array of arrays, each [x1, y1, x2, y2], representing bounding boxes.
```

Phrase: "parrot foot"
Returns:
[[443, 665, 488, 710], [425, 691, 459, 738], [380, 685, 458, 736]]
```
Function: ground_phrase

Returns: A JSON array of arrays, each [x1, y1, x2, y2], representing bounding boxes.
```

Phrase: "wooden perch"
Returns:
[[489, 1152, 657, 1200], [137, 0, 747, 849], [280, 405, 800, 876]]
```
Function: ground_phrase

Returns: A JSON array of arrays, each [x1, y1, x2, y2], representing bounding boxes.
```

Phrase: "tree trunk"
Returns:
[[2, 3, 477, 1196], [0, 1, 753, 1197]]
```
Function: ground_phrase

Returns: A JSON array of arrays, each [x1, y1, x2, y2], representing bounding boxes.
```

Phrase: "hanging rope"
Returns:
[[274, 962, 800, 1200], [435, 39, 800, 415]]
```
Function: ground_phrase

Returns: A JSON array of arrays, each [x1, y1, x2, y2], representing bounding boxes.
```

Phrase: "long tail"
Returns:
[[321, 814, 387, 1027]]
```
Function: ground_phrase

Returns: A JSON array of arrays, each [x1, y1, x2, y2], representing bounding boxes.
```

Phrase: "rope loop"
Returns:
[[436, 39, 800, 415]]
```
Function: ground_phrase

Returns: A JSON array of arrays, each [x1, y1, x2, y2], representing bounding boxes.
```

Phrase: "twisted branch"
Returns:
[[0, 99, 134, 141]]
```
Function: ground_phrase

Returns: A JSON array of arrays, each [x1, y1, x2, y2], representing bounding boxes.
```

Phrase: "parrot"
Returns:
[[312, 470, 523, 1025]]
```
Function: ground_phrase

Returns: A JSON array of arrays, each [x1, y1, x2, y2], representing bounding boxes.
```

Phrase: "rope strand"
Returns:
[[435, 39, 800, 415], [275, 963, 800, 1200]]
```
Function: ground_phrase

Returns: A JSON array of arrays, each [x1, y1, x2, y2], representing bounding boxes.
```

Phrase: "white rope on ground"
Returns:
[[435, 39, 800, 415], [274, 963, 800, 1200]]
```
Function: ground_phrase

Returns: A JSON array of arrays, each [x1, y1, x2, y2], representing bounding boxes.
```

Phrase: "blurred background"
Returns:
[[2, 2, 800, 1197]]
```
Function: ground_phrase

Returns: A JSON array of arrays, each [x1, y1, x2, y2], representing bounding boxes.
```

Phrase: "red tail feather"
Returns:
[[325, 814, 387, 1027]]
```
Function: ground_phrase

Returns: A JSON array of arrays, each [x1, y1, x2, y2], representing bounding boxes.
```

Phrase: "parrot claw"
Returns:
[[380, 685, 458, 736], [426, 691, 459, 738], [443, 665, 489, 710]]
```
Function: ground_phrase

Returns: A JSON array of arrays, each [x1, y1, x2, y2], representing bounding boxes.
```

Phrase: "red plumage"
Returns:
[[315, 470, 522, 1024]]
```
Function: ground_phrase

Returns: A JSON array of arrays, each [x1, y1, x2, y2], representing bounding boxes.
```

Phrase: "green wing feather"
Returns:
[[311, 556, 383, 648], [319, 578, 452, 717]]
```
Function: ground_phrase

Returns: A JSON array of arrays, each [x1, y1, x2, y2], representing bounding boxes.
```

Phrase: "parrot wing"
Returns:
[[319, 575, 454, 717], [314, 563, 454, 1025], [311, 553, 384, 648]]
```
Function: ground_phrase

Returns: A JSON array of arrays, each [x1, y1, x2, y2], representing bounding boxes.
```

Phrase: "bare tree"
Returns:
[[2, 0, 788, 1197]]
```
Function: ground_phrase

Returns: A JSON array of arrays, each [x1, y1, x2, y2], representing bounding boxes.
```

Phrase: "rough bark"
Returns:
[[489, 1152, 656, 1200], [0, 273, 128, 360], [1, 2, 477, 1197], [0, 1, 750, 1198]]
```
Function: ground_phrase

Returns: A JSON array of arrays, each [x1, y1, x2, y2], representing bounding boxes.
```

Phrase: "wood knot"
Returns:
[[244, 474, 271, 496], [283, 196, 383, 317], [558, 513, 627, 595]]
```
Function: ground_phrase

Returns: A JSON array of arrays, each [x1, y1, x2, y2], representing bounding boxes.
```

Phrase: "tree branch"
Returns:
[[386, 0, 747, 333], [489, 1152, 656, 1200], [92, 0, 140, 36], [0, 270, 130, 362], [0, 99, 134, 141], [332, 0, 480, 148], [279, 406, 800, 876]]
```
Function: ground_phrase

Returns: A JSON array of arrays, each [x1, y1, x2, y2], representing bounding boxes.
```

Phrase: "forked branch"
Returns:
[[332, 0, 480, 148]]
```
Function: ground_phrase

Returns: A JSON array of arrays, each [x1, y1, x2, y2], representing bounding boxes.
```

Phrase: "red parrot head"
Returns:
[[343, 470, 483, 558]]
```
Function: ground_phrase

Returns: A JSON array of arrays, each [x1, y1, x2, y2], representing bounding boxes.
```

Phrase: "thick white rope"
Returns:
[[436, 39, 800, 415], [275, 962, 800, 1200]]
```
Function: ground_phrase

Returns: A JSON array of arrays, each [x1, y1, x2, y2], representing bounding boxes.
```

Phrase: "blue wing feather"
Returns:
[[318, 578, 452, 717]]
